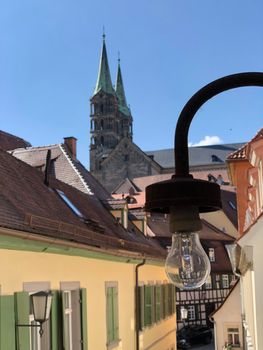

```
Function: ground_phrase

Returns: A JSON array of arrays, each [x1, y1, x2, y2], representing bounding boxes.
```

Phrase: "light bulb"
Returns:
[[165, 232, 210, 290]]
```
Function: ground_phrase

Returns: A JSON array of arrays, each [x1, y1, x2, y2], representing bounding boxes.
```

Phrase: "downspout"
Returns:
[[135, 259, 146, 350]]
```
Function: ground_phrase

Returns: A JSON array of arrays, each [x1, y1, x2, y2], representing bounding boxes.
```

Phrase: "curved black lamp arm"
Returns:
[[174, 72, 263, 176]]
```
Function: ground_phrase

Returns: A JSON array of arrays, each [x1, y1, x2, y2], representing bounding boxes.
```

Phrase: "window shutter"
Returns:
[[51, 290, 62, 350], [144, 286, 152, 327], [155, 285, 161, 322], [172, 285, 176, 314], [112, 287, 119, 341], [80, 288, 88, 350], [163, 284, 169, 318], [106, 287, 114, 344], [138, 286, 144, 330], [0, 295, 16, 350], [15, 292, 30, 350]]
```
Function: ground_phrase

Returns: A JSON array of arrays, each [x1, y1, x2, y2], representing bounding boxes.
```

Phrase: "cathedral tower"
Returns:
[[90, 35, 133, 174]]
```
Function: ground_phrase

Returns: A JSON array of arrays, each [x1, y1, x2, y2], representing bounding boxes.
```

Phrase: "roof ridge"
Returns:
[[59, 144, 94, 195], [11, 143, 60, 153]]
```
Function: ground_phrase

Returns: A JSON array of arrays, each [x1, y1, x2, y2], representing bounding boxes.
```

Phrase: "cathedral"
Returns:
[[90, 36, 244, 193], [90, 35, 160, 192]]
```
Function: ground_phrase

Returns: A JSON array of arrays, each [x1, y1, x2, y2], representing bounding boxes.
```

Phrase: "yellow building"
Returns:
[[0, 146, 176, 350]]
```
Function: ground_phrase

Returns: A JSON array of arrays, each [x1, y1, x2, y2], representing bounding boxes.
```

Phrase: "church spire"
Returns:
[[93, 34, 115, 96], [115, 56, 131, 116]]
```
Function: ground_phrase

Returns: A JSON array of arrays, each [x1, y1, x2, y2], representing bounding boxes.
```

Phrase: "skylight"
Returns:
[[56, 189, 84, 218]]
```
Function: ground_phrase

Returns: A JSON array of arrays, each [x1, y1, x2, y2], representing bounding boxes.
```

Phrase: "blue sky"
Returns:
[[1, 0, 263, 166]]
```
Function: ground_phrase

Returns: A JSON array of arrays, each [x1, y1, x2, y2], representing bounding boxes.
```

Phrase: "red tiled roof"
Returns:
[[0, 130, 31, 151], [227, 128, 263, 161]]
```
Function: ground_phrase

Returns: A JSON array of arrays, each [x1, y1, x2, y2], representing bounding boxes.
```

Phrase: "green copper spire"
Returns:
[[115, 57, 131, 116], [93, 35, 115, 96]]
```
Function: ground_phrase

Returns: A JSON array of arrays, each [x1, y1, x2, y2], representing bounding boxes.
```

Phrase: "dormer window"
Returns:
[[208, 248, 215, 262], [56, 189, 84, 218], [211, 155, 222, 162]]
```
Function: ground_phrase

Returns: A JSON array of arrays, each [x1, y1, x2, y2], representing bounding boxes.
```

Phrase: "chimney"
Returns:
[[64, 137, 77, 160]]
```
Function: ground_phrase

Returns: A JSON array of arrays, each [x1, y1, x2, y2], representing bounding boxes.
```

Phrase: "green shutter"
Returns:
[[162, 285, 169, 318], [15, 292, 30, 350], [138, 286, 144, 330], [172, 285, 176, 314], [155, 285, 161, 322], [168, 284, 174, 316], [80, 288, 88, 350], [144, 286, 152, 327], [51, 290, 62, 350], [112, 287, 119, 341], [0, 295, 16, 350], [106, 287, 114, 344]]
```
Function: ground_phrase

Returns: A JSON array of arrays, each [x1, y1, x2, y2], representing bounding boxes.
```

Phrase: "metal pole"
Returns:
[[174, 72, 263, 176]]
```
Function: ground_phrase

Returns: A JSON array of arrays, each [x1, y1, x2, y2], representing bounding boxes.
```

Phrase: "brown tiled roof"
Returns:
[[0, 130, 31, 151], [0, 149, 166, 258]]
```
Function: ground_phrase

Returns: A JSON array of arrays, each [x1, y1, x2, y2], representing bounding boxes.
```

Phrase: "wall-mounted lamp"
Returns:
[[180, 306, 188, 321], [17, 291, 52, 337], [145, 72, 263, 290]]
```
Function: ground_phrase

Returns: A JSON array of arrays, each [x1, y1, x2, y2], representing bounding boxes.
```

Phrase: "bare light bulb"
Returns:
[[165, 232, 210, 289]]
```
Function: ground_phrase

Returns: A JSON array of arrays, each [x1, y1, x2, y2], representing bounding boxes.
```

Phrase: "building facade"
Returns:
[[227, 128, 263, 350], [0, 144, 178, 350]]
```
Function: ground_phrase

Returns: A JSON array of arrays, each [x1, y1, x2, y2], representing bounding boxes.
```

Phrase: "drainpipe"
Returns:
[[135, 259, 146, 350]]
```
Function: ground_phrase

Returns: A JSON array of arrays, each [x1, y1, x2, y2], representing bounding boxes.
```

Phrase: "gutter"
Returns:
[[135, 259, 146, 350]]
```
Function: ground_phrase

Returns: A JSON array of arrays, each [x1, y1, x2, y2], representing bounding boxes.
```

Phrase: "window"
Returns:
[[187, 305, 196, 320], [222, 275, 229, 289], [56, 190, 84, 218], [228, 201, 236, 210], [60, 283, 87, 350], [105, 282, 119, 347], [227, 327, 240, 347], [205, 275, 212, 289], [208, 248, 215, 262]]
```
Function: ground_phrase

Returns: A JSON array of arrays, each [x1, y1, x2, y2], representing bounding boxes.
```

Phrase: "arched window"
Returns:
[[101, 136, 104, 146], [100, 120, 104, 130]]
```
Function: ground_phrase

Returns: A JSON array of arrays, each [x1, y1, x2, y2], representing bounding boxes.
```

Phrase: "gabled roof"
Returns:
[[0, 148, 166, 258], [0, 130, 31, 151], [227, 128, 263, 161], [146, 143, 245, 169], [93, 36, 115, 97], [11, 143, 110, 200], [100, 137, 162, 172], [115, 60, 131, 116], [112, 177, 141, 195]]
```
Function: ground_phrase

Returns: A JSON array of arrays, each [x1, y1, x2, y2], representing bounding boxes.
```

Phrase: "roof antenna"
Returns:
[[44, 149, 51, 187], [118, 51, 120, 64]]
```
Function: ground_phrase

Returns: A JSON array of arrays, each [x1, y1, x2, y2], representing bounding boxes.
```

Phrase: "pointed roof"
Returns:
[[115, 59, 131, 116], [93, 35, 115, 96]]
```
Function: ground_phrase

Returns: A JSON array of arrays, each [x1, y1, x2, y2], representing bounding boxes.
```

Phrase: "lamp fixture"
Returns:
[[145, 72, 263, 290], [16, 291, 52, 337]]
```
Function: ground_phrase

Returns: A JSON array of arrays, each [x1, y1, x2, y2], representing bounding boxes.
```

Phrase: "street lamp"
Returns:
[[17, 291, 52, 337], [145, 72, 263, 290]]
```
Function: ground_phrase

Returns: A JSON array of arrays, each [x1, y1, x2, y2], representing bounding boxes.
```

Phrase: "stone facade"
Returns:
[[91, 138, 160, 192]]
